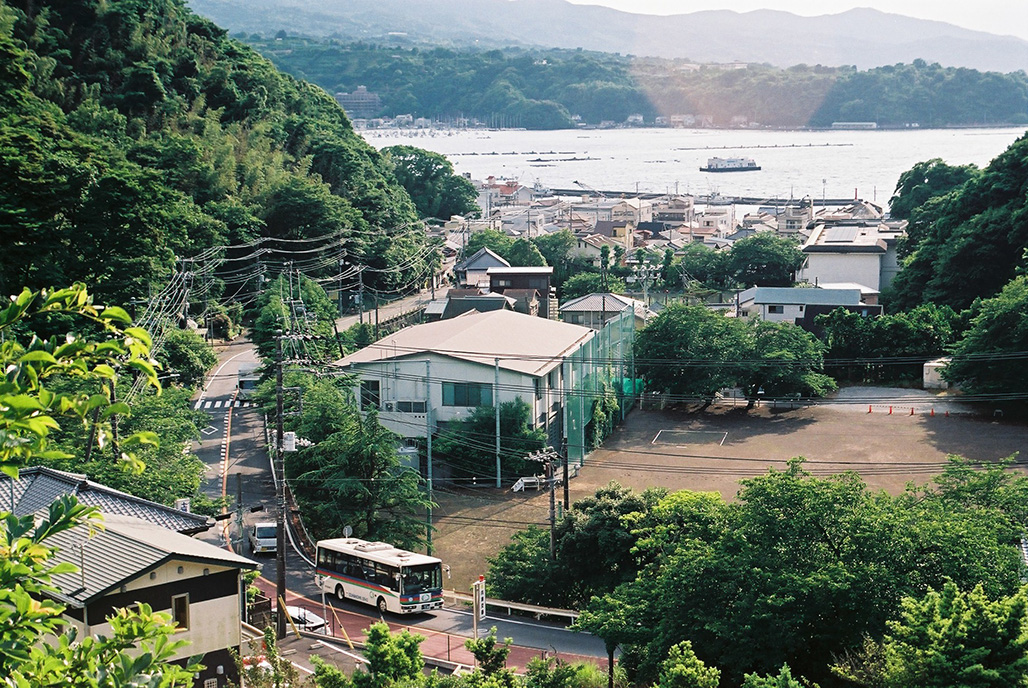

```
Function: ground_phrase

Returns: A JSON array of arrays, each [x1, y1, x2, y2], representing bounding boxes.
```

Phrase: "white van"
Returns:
[[249, 522, 277, 555]]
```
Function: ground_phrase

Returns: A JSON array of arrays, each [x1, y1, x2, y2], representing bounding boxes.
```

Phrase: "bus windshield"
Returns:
[[401, 564, 442, 594]]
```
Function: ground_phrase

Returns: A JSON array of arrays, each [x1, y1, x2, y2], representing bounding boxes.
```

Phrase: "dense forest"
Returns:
[[0, 0, 433, 312], [242, 37, 1028, 129], [0, 0, 449, 511]]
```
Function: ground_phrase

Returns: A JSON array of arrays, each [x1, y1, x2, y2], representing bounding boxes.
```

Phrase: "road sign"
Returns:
[[476, 576, 486, 621]]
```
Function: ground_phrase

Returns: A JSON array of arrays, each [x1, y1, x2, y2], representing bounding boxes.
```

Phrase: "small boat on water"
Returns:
[[700, 156, 761, 172]]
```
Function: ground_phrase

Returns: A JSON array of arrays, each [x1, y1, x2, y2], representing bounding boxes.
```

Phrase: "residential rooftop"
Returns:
[[46, 513, 255, 608], [0, 466, 212, 535], [336, 309, 593, 377]]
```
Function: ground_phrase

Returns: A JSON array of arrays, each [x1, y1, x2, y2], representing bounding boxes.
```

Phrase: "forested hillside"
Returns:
[[0, 0, 431, 310], [243, 38, 1028, 129], [886, 135, 1028, 311]]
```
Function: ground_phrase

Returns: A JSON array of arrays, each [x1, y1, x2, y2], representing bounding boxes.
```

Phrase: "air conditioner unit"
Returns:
[[384, 402, 394, 412]]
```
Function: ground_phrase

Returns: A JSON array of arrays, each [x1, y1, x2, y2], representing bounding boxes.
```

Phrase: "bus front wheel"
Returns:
[[377, 597, 387, 615], [335, 585, 345, 602]]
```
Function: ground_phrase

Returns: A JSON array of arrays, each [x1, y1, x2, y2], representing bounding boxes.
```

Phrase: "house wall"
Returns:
[[75, 562, 242, 659], [741, 303, 806, 322], [800, 253, 882, 291], [65, 562, 244, 688], [880, 242, 901, 290], [572, 240, 603, 266], [353, 354, 562, 440]]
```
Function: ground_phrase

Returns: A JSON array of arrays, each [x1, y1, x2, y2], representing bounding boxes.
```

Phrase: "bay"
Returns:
[[362, 127, 1026, 208]]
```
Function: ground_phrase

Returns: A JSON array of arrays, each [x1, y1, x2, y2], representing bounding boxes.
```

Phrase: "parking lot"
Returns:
[[573, 394, 1028, 498], [432, 392, 1028, 587]]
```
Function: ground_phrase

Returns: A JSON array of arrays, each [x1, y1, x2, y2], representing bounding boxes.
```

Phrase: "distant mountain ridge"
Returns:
[[189, 0, 1028, 72]]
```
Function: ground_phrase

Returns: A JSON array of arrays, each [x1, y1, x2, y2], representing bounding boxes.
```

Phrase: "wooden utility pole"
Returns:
[[275, 331, 286, 640]]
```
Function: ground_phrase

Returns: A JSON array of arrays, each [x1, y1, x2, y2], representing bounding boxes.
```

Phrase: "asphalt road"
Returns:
[[191, 335, 607, 661]]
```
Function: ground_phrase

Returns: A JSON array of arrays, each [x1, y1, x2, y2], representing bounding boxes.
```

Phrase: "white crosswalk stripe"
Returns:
[[197, 399, 253, 409]]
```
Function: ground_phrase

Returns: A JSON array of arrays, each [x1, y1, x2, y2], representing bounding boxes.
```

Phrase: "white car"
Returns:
[[248, 522, 277, 555], [275, 605, 327, 634]]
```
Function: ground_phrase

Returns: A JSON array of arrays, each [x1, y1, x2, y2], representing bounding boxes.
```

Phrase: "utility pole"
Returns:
[[561, 439, 569, 510], [358, 269, 365, 325], [494, 358, 501, 488], [526, 447, 559, 559], [274, 330, 286, 640], [426, 360, 434, 555], [547, 458, 555, 559]]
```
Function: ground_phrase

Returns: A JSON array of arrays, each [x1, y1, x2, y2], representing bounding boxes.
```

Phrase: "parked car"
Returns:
[[272, 605, 327, 634]]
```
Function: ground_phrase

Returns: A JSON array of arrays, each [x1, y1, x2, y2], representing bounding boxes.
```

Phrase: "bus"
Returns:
[[315, 538, 444, 614]]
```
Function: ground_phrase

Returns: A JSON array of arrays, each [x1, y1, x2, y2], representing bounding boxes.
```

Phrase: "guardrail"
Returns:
[[447, 590, 579, 621]]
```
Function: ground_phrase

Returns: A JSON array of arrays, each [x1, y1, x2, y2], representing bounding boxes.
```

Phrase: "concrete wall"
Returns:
[[800, 253, 882, 291]]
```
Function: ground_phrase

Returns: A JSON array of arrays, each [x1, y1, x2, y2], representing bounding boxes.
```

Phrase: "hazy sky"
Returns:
[[563, 1, 1028, 42]]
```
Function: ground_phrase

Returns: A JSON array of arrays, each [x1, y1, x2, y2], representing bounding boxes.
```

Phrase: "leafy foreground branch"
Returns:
[[0, 284, 201, 687]]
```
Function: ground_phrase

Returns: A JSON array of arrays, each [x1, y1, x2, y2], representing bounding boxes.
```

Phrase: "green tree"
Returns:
[[290, 405, 433, 549], [525, 656, 615, 688], [726, 233, 804, 288], [466, 627, 513, 677], [489, 483, 665, 608], [741, 665, 805, 688], [880, 582, 1028, 688], [586, 459, 1025, 685], [506, 238, 547, 267], [561, 273, 626, 300], [533, 230, 577, 283], [888, 158, 980, 220], [250, 273, 339, 361], [382, 145, 479, 221], [466, 229, 515, 260], [156, 327, 217, 389], [676, 244, 729, 291], [432, 399, 545, 478], [655, 641, 720, 688], [886, 134, 1028, 311], [357, 622, 425, 688], [744, 320, 836, 406], [0, 284, 196, 687], [943, 276, 1028, 397], [634, 304, 751, 409]]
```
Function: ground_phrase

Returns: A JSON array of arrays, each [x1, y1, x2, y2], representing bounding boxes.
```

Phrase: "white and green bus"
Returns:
[[315, 538, 444, 615]]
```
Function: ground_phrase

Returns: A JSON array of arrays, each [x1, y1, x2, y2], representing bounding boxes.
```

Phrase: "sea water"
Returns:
[[362, 126, 1026, 207]]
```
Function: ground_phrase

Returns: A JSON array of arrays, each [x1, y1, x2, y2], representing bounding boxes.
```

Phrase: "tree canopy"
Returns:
[[634, 304, 834, 407], [383, 145, 479, 221], [246, 39, 1028, 129], [0, 0, 431, 315], [886, 133, 1028, 311]]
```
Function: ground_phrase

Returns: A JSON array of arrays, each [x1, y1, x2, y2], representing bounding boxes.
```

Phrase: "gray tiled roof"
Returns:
[[47, 514, 255, 607], [0, 467, 211, 534], [559, 293, 638, 313]]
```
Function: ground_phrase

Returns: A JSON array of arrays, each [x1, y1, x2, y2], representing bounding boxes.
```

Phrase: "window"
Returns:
[[360, 380, 380, 410], [171, 593, 189, 631], [495, 279, 512, 287], [442, 382, 492, 407], [396, 401, 426, 413], [768, 305, 784, 314], [534, 378, 543, 400], [204, 679, 218, 688]]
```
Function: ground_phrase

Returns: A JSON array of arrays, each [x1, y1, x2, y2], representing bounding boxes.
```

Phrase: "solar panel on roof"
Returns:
[[824, 226, 859, 243]]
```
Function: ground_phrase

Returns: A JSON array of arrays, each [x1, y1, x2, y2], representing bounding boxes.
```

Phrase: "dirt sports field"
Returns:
[[432, 390, 1028, 590]]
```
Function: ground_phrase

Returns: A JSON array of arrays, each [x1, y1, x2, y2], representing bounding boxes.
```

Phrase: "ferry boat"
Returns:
[[700, 156, 761, 172]]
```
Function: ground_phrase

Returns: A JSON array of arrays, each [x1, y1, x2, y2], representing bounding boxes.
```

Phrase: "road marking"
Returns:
[[194, 348, 253, 407]]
